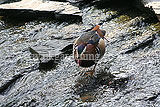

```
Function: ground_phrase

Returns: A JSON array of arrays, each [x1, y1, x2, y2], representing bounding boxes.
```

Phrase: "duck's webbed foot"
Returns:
[[85, 70, 94, 76], [84, 64, 97, 77]]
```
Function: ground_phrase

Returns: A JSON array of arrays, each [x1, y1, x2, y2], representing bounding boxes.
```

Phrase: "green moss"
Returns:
[[16, 37, 28, 43], [107, 10, 117, 14], [116, 15, 131, 24], [0, 16, 3, 20], [103, 9, 107, 13], [151, 22, 160, 32]]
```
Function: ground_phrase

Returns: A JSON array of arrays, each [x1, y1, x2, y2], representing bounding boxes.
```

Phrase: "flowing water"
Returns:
[[0, 1, 160, 107]]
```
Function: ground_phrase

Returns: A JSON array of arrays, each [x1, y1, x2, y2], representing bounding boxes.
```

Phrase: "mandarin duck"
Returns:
[[73, 25, 106, 76]]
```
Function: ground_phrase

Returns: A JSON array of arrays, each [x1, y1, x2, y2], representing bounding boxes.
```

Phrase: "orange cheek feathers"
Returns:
[[97, 29, 104, 38], [91, 25, 99, 31], [91, 25, 104, 38]]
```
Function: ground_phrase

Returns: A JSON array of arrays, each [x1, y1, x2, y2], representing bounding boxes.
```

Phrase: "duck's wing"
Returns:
[[75, 31, 96, 45], [97, 38, 105, 59]]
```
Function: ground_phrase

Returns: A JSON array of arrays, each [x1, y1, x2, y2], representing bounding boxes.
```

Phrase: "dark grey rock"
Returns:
[[0, 0, 82, 21], [0, 1, 160, 107]]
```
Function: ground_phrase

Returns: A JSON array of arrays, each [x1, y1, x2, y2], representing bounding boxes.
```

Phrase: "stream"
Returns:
[[0, 0, 160, 106]]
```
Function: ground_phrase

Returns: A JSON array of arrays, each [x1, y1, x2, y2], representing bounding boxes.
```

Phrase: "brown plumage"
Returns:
[[73, 25, 106, 76]]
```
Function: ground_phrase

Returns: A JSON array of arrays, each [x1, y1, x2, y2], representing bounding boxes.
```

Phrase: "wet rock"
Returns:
[[0, 0, 82, 21], [123, 33, 156, 54], [0, 64, 39, 95], [67, 0, 84, 3], [29, 39, 73, 70], [0, 1, 160, 107], [145, 0, 160, 15], [144, 0, 160, 21], [0, 0, 20, 4], [82, 6, 119, 29], [0, 0, 7, 4], [67, 0, 96, 5], [0, 73, 23, 95]]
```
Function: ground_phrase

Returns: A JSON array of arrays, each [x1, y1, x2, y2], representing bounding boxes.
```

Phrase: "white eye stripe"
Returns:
[[74, 44, 78, 47], [74, 44, 78, 49]]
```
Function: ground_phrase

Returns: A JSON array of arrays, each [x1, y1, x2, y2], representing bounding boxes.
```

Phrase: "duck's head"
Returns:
[[100, 30, 106, 37], [92, 25, 106, 38]]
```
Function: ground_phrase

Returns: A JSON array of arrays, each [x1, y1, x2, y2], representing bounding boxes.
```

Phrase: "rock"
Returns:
[[29, 39, 73, 70], [0, 0, 8, 4], [145, 0, 160, 14], [0, 39, 74, 95], [0, 0, 160, 107], [123, 33, 156, 54], [0, 0, 82, 20], [0, 64, 39, 95], [0, 0, 20, 4], [144, 0, 160, 21], [0, 73, 23, 95]]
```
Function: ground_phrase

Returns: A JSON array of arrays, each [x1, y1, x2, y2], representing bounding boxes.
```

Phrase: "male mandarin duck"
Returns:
[[73, 25, 106, 76]]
